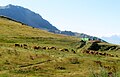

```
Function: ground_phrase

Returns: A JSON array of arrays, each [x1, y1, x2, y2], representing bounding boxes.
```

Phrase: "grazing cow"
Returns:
[[71, 49, 76, 53], [108, 72, 113, 77], [82, 50, 86, 53], [24, 46, 28, 49], [30, 55, 35, 60], [90, 51, 94, 54], [99, 52, 103, 55], [64, 49, 69, 52], [23, 44, 27, 47], [87, 50, 91, 54], [109, 54, 114, 57], [59, 48, 69, 52], [59, 49, 63, 51], [42, 47, 47, 50], [32, 66, 41, 71], [94, 51, 99, 55], [86, 50, 90, 54], [102, 52, 107, 56], [116, 55, 118, 57], [94, 61, 102, 67], [104, 65, 111, 70], [82, 49, 117, 57], [33, 46, 39, 50], [15, 44, 20, 47], [106, 54, 109, 56], [49, 47, 57, 50], [20, 45, 23, 47]]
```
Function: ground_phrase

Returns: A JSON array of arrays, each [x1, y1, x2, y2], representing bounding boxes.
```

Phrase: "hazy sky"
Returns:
[[0, 0, 120, 37]]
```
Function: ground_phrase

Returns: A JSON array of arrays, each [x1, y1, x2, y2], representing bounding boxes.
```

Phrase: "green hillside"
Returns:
[[0, 16, 120, 77]]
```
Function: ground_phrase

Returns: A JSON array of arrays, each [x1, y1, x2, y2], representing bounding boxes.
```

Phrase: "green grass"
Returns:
[[0, 16, 120, 77]]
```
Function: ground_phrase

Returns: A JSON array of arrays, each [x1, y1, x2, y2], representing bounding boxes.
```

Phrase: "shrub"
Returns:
[[68, 57, 80, 64]]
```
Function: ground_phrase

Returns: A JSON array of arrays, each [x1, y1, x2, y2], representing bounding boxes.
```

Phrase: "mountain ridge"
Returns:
[[0, 4, 105, 42], [0, 4, 58, 31], [102, 35, 120, 44]]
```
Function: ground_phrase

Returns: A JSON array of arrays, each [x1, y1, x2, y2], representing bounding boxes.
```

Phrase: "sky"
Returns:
[[0, 0, 120, 38]]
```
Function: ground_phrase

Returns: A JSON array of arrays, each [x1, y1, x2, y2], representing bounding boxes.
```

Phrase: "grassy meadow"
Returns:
[[0, 16, 120, 77]]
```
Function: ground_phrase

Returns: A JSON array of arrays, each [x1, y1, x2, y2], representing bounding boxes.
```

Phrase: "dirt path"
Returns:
[[0, 59, 53, 74], [19, 59, 52, 68]]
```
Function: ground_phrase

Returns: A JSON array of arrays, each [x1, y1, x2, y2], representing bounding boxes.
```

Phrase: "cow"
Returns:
[[94, 61, 102, 67], [86, 50, 90, 54], [23, 44, 27, 47], [33, 46, 40, 50], [42, 47, 47, 50], [99, 52, 103, 55], [90, 51, 94, 54], [102, 52, 107, 56], [108, 54, 114, 57], [71, 49, 76, 53], [94, 51, 99, 55], [15, 44, 20, 47], [49, 47, 57, 50], [59, 48, 69, 52], [116, 55, 118, 57]]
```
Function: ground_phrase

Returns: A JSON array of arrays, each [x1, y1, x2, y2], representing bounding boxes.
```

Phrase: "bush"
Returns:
[[68, 57, 80, 64]]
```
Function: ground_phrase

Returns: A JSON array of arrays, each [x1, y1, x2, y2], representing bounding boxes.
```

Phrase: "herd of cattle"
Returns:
[[14, 44, 76, 53], [82, 50, 118, 57], [14, 44, 117, 76], [14, 44, 119, 57], [94, 60, 116, 77]]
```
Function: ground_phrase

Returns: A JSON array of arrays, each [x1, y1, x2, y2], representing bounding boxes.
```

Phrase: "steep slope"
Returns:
[[0, 16, 79, 47], [0, 16, 120, 77], [0, 4, 58, 31]]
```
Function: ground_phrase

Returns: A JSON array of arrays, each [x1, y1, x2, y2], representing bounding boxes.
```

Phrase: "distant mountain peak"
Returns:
[[6, 4, 14, 7], [0, 4, 59, 31], [102, 35, 120, 44], [0, 4, 15, 9]]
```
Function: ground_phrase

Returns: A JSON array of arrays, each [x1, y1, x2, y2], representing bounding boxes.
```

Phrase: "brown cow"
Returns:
[[33, 46, 39, 50], [99, 52, 103, 55], [103, 53, 106, 56], [94, 51, 99, 55], [116, 55, 118, 57], [30, 55, 35, 60], [15, 44, 20, 47], [42, 47, 47, 50], [86, 50, 90, 54], [94, 61, 102, 67], [82, 50, 86, 53], [108, 72, 113, 77], [108, 54, 114, 57], [71, 49, 76, 53], [23, 44, 27, 47], [49, 47, 57, 50], [59, 48, 69, 52], [90, 51, 94, 54]]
